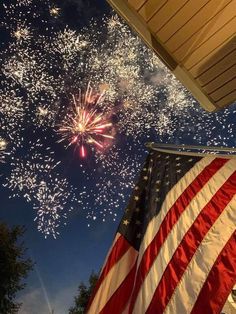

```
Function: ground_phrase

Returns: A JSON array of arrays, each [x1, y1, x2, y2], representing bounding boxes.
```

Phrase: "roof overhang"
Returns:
[[107, 0, 236, 112]]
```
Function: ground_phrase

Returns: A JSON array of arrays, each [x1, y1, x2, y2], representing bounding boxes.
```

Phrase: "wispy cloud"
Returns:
[[52, 285, 78, 314], [18, 285, 77, 314], [18, 288, 49, 314]]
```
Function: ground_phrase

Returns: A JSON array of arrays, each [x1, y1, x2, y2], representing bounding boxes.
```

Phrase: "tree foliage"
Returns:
[[0, 222, 33, 314], [69, 272, 98, 314]]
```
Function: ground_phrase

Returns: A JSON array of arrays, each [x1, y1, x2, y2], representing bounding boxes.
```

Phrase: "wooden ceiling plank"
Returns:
[[165, 0, 232, 53], [138, 0, 168, 22], [174, 5, 236, 62], [157, 0, 209, 43], [183, 18, 236, 69], [210, 78, 236, 101], [203, 65, 236, 93], [128, 0, 147, 11], [147, 0, 189, 33], [196, 50, 236, 85], [190, 37, 235, 77], [216, 90, 236, 107]]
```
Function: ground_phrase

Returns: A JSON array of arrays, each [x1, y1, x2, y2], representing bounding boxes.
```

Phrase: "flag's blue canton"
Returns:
[[118, 151, 202, 250]]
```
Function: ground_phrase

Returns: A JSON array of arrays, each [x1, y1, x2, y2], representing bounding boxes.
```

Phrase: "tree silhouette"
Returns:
[[0, 222, 33, 313], [69, 272, 98, 314]]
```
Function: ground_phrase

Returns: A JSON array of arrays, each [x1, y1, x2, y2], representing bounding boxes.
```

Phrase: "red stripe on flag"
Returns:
[[129, 158, 227, 313], [191, 231, 236, 314], [87, 234, 131, 310], [146, 171, 236, 314], [99, 261, 137, 314]]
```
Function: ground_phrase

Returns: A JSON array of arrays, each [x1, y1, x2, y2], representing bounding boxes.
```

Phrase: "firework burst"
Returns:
[[49, 5, 60, 17], [4, 139, 79, 237], [33, 178, 78, 238], [58, 83, 114, 157]]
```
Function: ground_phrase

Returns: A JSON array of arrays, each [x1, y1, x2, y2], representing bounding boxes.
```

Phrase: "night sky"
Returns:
[[0, 1, 236, 313]]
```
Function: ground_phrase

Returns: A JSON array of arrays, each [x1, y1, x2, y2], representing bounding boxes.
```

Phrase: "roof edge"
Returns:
[[107, 0, 220, 112]]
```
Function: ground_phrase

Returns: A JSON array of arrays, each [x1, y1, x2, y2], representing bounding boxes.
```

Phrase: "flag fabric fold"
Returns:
[[87, 150, 236, 314]]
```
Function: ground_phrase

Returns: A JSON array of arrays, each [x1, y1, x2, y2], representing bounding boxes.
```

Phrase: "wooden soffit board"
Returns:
[[107, 0, 236, 112]]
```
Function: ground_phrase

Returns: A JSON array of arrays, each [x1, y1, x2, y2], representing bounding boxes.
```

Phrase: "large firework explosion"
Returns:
[[0, 0, 235, 237], [58, 83, 114, 158]]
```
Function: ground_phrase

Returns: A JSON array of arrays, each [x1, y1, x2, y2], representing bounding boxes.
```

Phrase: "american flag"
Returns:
[[87, 150, 236, 314]]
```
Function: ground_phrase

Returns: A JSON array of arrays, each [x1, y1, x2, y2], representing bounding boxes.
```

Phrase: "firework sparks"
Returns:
[[4, 140, 79, 237], [58, 83, 114, 157], [15, 0, 33, 6], [4, 140, 59, 200], [1, 0, 236, 236], [12, 24, 31, 41], [0, 90, 25, 141], [0, 138, 8, 163], [50, 5, 60, 17], [33, 178, 77, 239]]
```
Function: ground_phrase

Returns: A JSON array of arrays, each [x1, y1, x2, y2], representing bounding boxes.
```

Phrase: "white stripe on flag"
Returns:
[[87, 246, 137, 314], [138, 157, 215, 266], [133, 159, 236, 314], [100, 233, 121, 273], [164, 195, 236, 314]]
